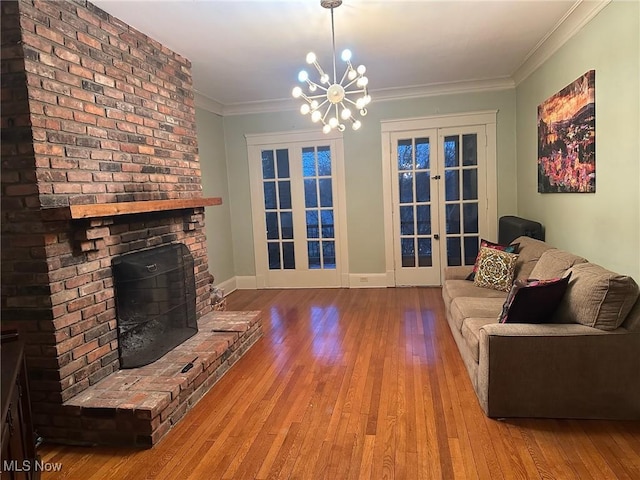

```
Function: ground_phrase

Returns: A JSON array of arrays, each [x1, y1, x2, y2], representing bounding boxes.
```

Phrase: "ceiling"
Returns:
[[90, 0, 608, 115]]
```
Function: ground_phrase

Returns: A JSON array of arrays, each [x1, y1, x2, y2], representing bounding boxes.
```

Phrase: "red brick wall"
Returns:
[[1, 0, 213, 440]]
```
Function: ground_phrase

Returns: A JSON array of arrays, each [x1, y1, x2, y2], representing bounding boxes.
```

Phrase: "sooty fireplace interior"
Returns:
[[112, 243, 198, 368]]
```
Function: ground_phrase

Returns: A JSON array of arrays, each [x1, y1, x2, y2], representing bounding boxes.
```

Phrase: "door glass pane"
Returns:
[[463, 170, 477, 200], [262, 150, 275, 179], [415, 138, 430, 169], [264, 182, 276, 209], [462, 134, 477, 166], [416, 205, 431, 235], [265, 212, 279, 240], [308, 241, 321, 269], [397, 139, 413, 170], [444, 136, 459, 167], [400, 206, 414, 235], [302, 147, 316, 176], [278, 181, 291, 209], [282, 242, 295, 269], [268, 242, 280, 269], [318, 178, 333, 207], [418, 238, 432, 267], [464, 236, 479, 265], [276, 149, 290, 178], [415, 172, 430, 202], [321, 210, 334, 238], [399, 173, 413, 203], [318, 146, 331, 176], [306, 211, 319, 238], [322, 241, 336, 269], [446, 204, 460, 234], [447, 237, 462, 266], [445, 170, 460, 201], [463, 203, 478, 233], [401, 238, 415, 267], [281, 212, 293, 239], [304, 179, 317, 208]]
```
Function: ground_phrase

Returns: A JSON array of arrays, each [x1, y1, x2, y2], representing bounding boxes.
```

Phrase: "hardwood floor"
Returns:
[[39, 288, 640, 479]]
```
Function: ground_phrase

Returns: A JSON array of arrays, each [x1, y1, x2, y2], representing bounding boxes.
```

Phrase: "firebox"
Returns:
[[112, 243, 198, 368]]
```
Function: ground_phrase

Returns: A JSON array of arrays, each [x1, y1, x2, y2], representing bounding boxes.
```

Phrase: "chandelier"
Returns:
[[292, 0, 371, 133]]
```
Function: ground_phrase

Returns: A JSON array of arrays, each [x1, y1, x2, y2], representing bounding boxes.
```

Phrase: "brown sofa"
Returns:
[[442, 236, 640, 419]]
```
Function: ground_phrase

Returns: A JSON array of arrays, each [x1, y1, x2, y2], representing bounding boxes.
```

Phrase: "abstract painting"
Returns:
[[537, 70, 596, 193]]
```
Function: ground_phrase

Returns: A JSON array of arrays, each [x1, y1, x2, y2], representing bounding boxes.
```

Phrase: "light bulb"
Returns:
[[341, 108, 351, 120], [360, 108, 368, 116], [347, 68, 357, 80], [300, 104, 310, 115], [298, 70, 308, 82], [357, 65, 366, 75], [310, 100, 319, 110], [338, 124, 346, 132], [320, 74, 330, 84], [306, 52, 316, 64], [322, 124, 331, 134], [341, 49, 352, 62], [309, 83, 317, 92], [364, 94, 371, 105], [352, 120, 362, 130], [292, 86, 302, 98], [311, 110, 322, 123], [329, 117, 338, 128], [357, 76, 368, 87], [356, 97, 366, 109]]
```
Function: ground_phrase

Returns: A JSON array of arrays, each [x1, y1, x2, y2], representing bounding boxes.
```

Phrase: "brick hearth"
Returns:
[[59, 311, 262, 447], [0, 0, 250, 447]]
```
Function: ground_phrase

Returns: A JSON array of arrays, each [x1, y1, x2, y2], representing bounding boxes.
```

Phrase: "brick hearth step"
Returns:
[[59, 311, 263, 447]]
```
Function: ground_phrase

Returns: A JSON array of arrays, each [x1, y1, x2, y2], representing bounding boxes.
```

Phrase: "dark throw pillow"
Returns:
[[498, 272, 572, 324], [466, 239, 520, 281]]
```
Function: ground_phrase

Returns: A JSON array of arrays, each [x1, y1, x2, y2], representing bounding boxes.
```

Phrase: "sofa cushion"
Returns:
[[498, 274, 571, 324], [442, 279, 507, 312], [450, 297, 506, 332], [466, 239, 519, 281], [473, 247, 519, 292], [529, 249, 587, 280], [512, 236, 555, 281], [461, 318, 497, 363], [554, 263, 640, 330]]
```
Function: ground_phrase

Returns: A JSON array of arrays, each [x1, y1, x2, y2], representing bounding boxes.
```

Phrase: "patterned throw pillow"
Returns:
[[473, 246, 519, 292], [466, 239, 520, 281], [498, 273, 572, 323]]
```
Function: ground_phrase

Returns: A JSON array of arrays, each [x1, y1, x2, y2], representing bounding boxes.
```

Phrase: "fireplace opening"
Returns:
[[112, 243, 198, 368]]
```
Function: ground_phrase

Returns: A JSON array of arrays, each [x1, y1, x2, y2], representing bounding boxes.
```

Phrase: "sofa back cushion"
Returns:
[[512, 236, 555, 281], [553, 263, 640, 330], [529, 249, 588, 280]]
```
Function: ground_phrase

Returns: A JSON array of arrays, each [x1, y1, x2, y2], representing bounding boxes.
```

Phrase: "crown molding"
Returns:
[[512, 0, 611, 85], [193, 91, 224, 116], [195, 77, 515, 116], [194, 0, 609, 116]]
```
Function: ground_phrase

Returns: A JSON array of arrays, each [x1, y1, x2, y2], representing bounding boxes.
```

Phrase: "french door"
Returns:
[[247, 131, 348, 288], [382, 112, 497, 286]]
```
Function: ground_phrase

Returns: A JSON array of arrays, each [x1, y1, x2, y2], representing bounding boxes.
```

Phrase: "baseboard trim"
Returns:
[[214, 277, 238, 296], [348, 273, 389, 288], [235, 276, 258, 290]]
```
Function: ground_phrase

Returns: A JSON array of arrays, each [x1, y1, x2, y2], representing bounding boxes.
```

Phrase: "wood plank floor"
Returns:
[[39, 288, 640, 479]]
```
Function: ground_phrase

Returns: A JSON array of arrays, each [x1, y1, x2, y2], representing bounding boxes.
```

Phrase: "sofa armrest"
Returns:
[[444, 266, 473, 280], [477, 325, 640, 419]]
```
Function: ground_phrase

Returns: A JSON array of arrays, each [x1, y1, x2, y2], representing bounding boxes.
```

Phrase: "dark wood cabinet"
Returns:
[[1, 335, 40, 480]]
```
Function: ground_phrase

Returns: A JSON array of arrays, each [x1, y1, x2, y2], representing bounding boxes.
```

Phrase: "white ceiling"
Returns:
[[91, 0, 609, 114]]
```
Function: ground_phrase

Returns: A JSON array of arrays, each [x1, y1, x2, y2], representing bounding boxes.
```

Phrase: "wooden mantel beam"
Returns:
[[47, 197, 223, 220]]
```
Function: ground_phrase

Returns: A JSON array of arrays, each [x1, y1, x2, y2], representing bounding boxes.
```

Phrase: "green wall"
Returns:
[[196, 108, 236, 285], [515, 1, 640, 281], [222, 89, 517, 277]]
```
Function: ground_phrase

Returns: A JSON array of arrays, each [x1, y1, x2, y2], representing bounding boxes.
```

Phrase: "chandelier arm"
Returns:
[[338, 67, 350, 85]]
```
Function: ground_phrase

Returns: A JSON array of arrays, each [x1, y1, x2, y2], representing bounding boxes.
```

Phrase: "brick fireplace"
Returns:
[[1, 0, 261, 447]]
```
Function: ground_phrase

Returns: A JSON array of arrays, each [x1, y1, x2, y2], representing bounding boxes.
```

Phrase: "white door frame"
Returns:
[[246, 129, 349, 288], [381, 111, 498, 287]]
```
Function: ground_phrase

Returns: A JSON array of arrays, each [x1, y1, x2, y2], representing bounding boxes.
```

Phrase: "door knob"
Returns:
[[434, 234, 440, 240]]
